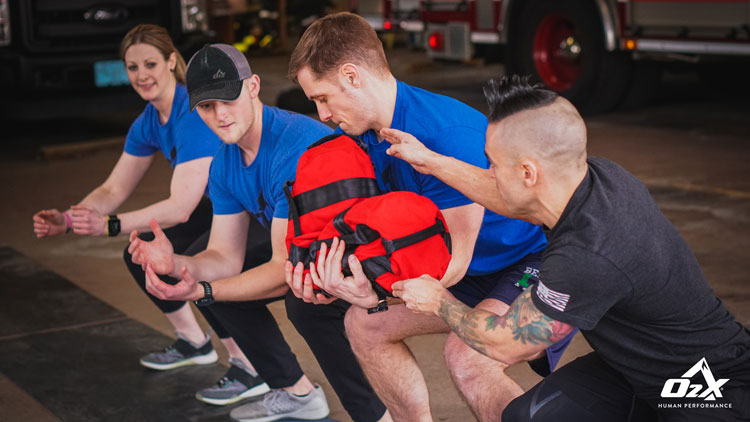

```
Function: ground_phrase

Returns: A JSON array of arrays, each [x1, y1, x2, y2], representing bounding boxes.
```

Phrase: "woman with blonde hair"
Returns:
[[32, 24, 269, 406]]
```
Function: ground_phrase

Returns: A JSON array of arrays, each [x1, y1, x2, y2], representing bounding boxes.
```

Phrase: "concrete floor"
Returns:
[[1, 48, 748, 421]]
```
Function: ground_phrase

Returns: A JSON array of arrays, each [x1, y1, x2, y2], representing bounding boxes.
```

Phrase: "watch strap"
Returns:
[[106, 214, 121, 237], [194, 281, 214, 307], [367, 287, 389, 314]]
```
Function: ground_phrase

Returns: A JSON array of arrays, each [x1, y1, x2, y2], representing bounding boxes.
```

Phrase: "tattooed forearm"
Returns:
[[438, 289, 575, 361], [504, 289, 575, 346], [437, 292, 489, 355], [485, 314, 507, 331]]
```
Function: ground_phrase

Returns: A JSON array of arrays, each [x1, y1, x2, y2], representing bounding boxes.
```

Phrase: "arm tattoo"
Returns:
[[485, 314, 507, 331], [438, 289, 575, 358], [496, 289, 575, 346], [437, 293, 489, 355]]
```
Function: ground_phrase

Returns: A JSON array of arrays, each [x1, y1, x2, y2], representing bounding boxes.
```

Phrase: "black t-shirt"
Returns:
[[531, 157, 750, 399]]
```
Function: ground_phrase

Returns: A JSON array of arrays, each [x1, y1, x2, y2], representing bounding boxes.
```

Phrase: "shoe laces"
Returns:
[[262, 389, 296, 413]]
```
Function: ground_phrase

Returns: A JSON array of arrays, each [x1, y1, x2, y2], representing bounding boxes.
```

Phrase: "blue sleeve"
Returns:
[[208, 152, 245, 215], [124, 111, 158, 157], [266, 145, 293, 220], [418, 125, 489, 209], [270, 171, 291, 220], [173, 111, 221, 165]]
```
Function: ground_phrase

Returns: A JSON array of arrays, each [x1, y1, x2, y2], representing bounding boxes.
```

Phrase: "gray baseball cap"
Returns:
[[186, 44, 253, 111]]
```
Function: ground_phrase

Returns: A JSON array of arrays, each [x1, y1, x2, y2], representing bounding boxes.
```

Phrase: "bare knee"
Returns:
[[344, 306, 389, 349], [445, 333, 508, 381], [444, 333, 466, 366], [444, 334, 473, 380], [345, 303, 448, 354]]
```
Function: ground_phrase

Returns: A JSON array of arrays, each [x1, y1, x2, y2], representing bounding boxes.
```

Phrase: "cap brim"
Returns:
[[189, 80, 244, 111]]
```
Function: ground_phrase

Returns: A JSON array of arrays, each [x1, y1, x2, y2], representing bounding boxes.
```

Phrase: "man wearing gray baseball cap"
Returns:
[[186, 43, 251, 111], [128, 43, 334, 422]]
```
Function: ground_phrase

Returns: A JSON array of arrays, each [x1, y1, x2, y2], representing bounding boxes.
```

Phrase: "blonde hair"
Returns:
[[288, 12, 390, 82], [120, 24, 187, 84]]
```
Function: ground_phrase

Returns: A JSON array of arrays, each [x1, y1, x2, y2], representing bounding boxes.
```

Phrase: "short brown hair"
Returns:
[[120, 24, 187, 84], [288, 12, 390, 82]]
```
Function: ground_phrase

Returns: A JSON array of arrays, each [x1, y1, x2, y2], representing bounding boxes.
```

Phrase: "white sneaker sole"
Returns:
[[139, 349, 218, 371], [232, 401, 330, 422], [195, 382, 271, 406]]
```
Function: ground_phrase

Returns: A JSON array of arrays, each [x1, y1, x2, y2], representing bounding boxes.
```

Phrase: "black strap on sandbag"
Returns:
[[306, 133, 369, 152], [288, 243, 311, 266], [359, 256, 394, 298], [283, 180, 302, 237], [328, 207, 394, 298], [294, 178, 381, 216], [381, 218, 451, 257], [306, 133, 341, 149], [310, 215, 380, 278], [332, 207, 353, 236]]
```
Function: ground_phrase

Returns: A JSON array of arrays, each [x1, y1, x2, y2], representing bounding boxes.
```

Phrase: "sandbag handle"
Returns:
[[359, 256, 394, 298], [382, 218, 450, 257], [294, 178, 381, 216], [306, 133, 369, 153], [310, 222, 381, 274]]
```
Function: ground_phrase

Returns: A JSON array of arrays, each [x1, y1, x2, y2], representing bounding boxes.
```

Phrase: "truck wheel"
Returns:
[[506, 0, 632, 114]]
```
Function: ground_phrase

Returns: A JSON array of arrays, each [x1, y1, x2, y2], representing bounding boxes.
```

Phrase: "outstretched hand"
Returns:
[[309, 238, 379, 309], [128, 219, 175, 275], [32, 209, 68, 238], [144, 263, 201, 301], [380, 127, 436, 175], [284, 260, 338, 305]]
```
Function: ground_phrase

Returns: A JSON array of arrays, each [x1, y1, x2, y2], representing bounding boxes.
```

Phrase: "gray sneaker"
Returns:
[[139, 332, 218, 370], [229, 384, 329, 422], [195, 357, 271, 405]]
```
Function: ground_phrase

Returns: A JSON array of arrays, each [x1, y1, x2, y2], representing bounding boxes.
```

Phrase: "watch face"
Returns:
[[196, 297, 214, 306], [108, 216, 121, 236]]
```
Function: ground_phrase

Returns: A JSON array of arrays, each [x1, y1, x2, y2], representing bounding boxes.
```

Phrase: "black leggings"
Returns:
[[123, 197, 227, 333], [123, 198, 304, 388]]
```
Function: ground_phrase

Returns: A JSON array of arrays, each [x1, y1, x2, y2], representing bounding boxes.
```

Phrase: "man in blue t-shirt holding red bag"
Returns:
[[285, 12, 576, 422]]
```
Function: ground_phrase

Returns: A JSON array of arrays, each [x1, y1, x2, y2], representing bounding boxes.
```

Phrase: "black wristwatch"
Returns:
[[367, 298, 389, 314], [367, 289, 389, 314], [107, 214, 121, 237], [194, 281, 215, 307]]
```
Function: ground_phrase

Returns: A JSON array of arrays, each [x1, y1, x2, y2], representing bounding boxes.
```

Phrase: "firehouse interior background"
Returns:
[[1, 1, 749, 421]]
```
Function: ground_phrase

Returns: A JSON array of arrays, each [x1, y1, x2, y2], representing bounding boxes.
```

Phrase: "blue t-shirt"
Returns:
[[342, 80, 546, 275], [125, 83, 221, 168], [209, 105, 333, 229]]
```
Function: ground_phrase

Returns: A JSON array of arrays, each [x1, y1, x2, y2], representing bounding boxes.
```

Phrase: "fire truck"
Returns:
[[0, 0, 212, 119], [421, 0, 750, 113], [351, 0, 423, 33]]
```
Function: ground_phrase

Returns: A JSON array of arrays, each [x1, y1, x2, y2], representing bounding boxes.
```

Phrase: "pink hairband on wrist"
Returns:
[[63, 212, 72, 234]]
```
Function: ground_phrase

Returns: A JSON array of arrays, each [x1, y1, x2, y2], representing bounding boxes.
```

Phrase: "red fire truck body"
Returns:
[[421, 0, 750, 112], [352, 0, 424, 32]]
